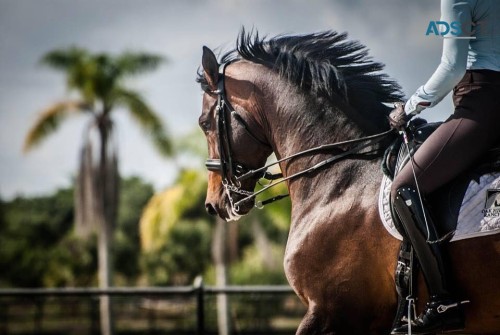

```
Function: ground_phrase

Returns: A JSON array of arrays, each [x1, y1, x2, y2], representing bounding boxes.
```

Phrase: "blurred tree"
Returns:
[[140, 127, 292, 332], [140, 169, 210, 285], [0, 176, 154, 288], [23, 47, 170, 335], [0, 188, 97, 287], [114, 176, 154, 284], [138, 165, 292, 282]]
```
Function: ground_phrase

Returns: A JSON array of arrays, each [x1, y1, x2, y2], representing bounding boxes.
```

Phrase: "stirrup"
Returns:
[[436, 299, 470, 313], [392, 299, 469, 335]]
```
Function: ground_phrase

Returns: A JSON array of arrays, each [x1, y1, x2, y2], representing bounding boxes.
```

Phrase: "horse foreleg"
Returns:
[[296, 307, 334, 335], [297, 301, 393, 335]]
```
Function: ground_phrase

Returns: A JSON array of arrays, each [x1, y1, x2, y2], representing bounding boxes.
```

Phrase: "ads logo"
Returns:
[[426, 21, 463, 36], [483, 189, 500, 218], [425, 20, 477, 39]]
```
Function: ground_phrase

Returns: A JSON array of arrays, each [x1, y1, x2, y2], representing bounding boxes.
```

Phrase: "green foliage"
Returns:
[[140, 169, 207, 252], [40, 48, 164, 104], [114, 176, 154, 283], [228, 235, 288, 285], [0, 187, 97, 287], [0, 176, 155, 288], [140, 169, 211, 285], [141, 219, 212, 286], [23, 101, 88, 152], [43, 234, 97, 287], [203, 243, 287, 286], [2, 149, 293, 290], [137, 152, 293, 286]]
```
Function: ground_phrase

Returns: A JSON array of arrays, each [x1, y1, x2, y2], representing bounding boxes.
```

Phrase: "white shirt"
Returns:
[[405, 0, 500, 115]]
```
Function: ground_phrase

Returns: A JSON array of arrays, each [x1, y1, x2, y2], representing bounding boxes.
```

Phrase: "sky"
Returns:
[[0, 0, 451, 200]]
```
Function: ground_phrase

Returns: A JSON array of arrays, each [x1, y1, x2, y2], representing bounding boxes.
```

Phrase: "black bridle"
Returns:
[[205, 62, 280, 212], [205, 61, 394, 212]]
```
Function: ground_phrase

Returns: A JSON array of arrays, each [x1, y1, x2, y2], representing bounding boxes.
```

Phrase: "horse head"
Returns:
[[199, 46, 273, 221]]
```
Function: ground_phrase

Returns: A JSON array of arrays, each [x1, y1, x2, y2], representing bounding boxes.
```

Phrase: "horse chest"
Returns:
[[284, 215, 366, 282]]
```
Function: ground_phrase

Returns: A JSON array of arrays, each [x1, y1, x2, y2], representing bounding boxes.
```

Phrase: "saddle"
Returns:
[[380, 118, 500, 239]]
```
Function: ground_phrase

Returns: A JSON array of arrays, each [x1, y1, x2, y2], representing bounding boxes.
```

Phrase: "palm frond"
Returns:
[[112, 88, 172, 156], [24, 100, 88, 152], [140, 169, 207, 252], [114, 52, 165, 76], [40, 47, 88, 71]]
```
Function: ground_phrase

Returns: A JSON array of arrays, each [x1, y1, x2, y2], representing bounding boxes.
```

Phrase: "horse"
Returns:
[[197, 30, 500, 334]]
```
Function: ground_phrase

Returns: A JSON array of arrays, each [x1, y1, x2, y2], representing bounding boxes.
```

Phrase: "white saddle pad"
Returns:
[[378, 173, 500, 242]]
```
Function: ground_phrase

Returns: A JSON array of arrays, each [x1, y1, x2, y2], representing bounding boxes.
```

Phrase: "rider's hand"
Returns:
[[388, 102, 412, 130]]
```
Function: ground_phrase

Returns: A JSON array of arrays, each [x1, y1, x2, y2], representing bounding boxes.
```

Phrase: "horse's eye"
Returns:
[[200, 120, 211, 133]]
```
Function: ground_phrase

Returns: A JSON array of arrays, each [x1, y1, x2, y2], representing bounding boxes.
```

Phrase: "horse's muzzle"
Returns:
[[205, 202, 218, 216]]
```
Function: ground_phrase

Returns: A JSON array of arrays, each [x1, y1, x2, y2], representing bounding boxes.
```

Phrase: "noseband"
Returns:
[[205, 61, 395, 212]]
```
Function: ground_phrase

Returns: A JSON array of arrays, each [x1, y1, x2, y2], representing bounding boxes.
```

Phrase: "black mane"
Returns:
[[198, 29, 403, 130], [238, 30, 402, 102]]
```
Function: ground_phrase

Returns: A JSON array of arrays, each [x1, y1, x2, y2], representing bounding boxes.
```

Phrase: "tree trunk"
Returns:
[[98, 218, 112, 335], [212, 218, 231, 335], [96, 118, 118, 335], [75, 115, 118, 335]]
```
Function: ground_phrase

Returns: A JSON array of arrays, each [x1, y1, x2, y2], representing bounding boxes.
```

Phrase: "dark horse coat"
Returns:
[[198, 30, 500, 334]]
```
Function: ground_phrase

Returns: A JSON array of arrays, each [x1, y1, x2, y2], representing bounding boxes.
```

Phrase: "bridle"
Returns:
[[205, 62, 279, 213], [205, 61, 395, 213]]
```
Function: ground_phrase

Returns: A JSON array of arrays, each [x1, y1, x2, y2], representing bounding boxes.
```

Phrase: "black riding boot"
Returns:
[[390, 202, 420, 331], [390, 186, 465, 335]]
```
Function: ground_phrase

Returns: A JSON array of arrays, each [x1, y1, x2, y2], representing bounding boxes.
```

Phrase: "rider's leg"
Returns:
[[390, 70, 500, 334], [391, 186, 465, 334]]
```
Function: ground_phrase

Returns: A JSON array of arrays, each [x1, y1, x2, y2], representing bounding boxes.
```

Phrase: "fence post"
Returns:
[[91, 296, 100, 334], [34, 297, 44, 334], [193, 276, 204, 335], [0, 301, 7, 335]]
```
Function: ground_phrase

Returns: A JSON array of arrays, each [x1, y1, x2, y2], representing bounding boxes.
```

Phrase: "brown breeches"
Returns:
[[391, 70, 500, 199]]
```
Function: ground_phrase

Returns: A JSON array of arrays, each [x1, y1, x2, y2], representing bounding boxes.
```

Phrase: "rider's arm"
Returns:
[[405, 0, 472, 115]]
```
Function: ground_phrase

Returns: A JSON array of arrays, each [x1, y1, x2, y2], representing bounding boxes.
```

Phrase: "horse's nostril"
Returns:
[[205, 203, 217, 216]]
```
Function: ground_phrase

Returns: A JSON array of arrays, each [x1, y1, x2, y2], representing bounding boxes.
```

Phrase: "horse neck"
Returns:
[[261, 81, 387, 228]]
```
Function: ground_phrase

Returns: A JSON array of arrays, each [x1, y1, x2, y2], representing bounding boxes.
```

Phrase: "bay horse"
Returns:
[[197, 30, 500, 334]]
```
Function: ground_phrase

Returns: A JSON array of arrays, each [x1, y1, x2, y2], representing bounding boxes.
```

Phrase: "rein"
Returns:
[[234, 128, 393, 208], [205, 61, 395, 211]]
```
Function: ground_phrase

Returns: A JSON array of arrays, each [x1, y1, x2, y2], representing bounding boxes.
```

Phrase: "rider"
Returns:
[[388, 0, 500, 334]]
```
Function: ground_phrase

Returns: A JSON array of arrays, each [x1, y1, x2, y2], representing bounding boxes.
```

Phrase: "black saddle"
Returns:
[[382, 119, 500, 236]]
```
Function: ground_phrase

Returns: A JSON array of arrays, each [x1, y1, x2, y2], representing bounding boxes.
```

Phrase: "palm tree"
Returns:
[[24, 47, 171, 335]]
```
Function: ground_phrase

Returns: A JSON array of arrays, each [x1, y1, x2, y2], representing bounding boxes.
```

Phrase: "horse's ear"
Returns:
[[202, 46, 219, 91]]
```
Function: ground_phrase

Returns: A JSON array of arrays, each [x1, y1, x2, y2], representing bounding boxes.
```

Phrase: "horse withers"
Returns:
[[197, 30, 500, 334]]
